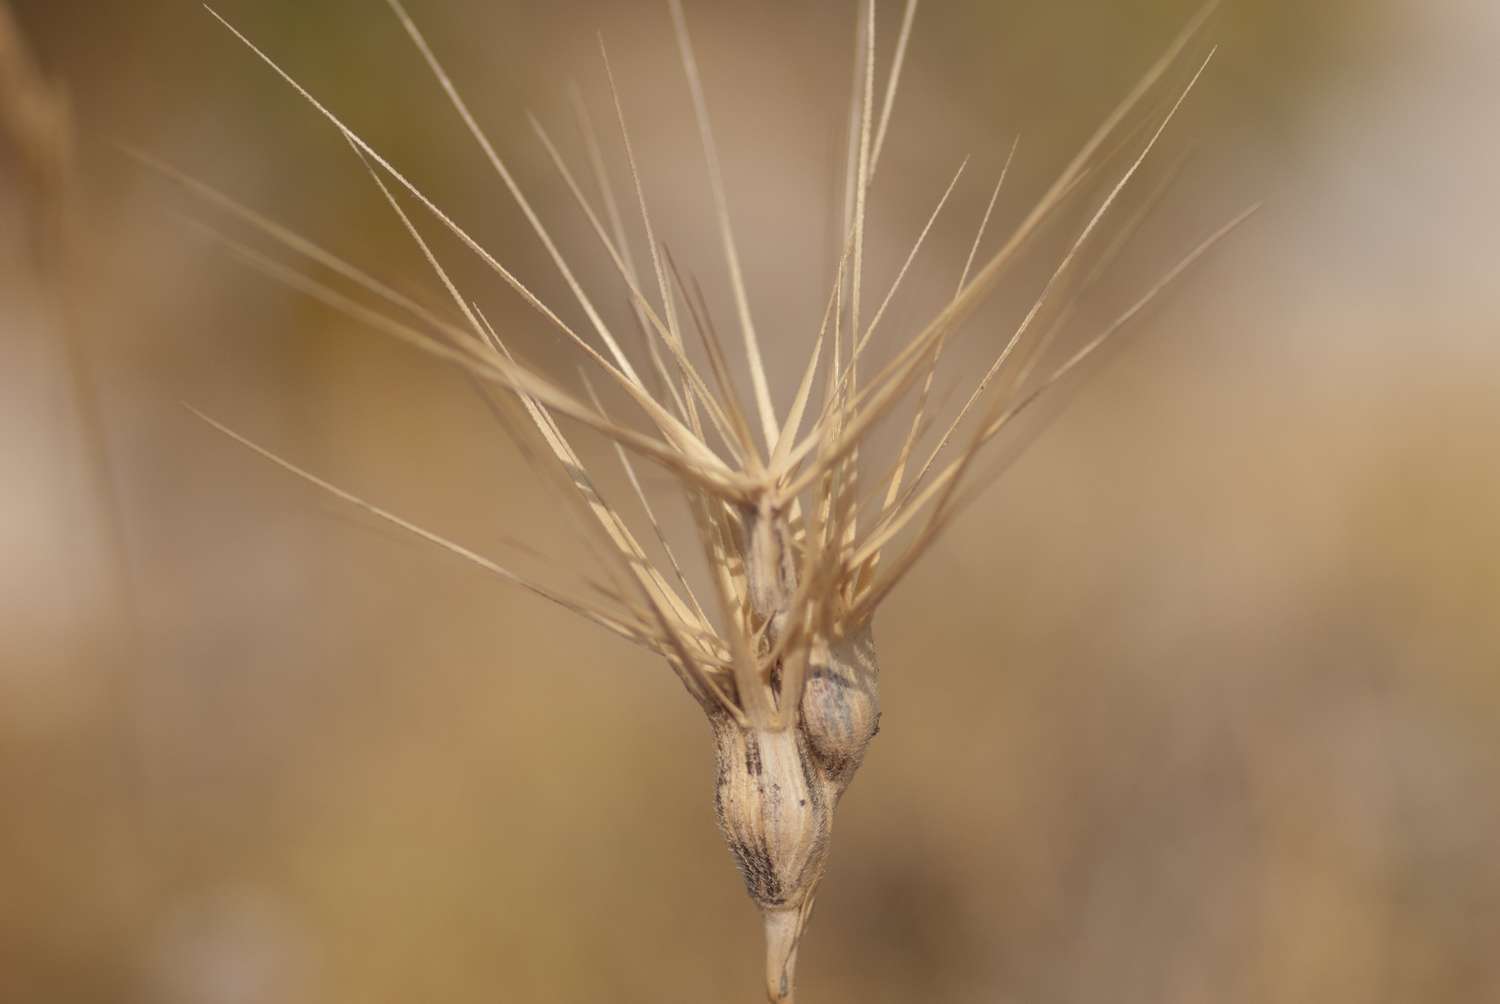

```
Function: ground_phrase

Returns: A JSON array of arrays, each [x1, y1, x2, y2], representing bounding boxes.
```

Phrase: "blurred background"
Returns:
[[4, 0, 1499, 1001]]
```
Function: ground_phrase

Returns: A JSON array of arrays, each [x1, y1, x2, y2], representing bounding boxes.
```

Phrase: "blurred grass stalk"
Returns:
[[0, 1, 145, 797]]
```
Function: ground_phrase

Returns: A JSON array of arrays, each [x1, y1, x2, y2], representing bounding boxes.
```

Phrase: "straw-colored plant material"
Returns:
[[2, 1, 142, 680], [0, 1, 72, 262], [169, 0, 1254, 998]]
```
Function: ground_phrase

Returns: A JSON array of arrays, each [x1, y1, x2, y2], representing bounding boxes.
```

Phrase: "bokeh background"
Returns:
[[4, 0, 1499, 1001]]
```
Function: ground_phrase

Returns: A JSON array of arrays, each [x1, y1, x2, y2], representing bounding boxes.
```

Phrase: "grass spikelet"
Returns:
[[172, 1, 1253, 998]]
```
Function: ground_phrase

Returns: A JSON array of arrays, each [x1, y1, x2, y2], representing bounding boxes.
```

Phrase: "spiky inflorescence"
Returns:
[[172, 0, 1253, 999]]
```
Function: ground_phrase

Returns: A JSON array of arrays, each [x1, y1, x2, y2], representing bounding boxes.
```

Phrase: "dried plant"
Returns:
[[2, 1, 142, 672], [167, 0, 1253, 998], [0, 0, 73, 265]]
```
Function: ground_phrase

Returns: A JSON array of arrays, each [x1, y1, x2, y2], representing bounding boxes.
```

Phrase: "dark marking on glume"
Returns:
[[795, 730, 821, 798], [745, 732, 763, 777], [821, 751, 852, 779], [729, 836, 785, 906]]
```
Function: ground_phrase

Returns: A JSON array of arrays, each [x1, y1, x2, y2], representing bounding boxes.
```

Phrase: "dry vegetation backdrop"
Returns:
[[3, 0, 1498, 1001]]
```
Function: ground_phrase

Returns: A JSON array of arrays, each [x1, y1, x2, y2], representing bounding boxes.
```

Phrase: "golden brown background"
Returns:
[[4, 0, 1499, 1000]]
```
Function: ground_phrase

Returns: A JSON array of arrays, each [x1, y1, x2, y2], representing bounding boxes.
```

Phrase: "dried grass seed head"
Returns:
[[176, 0, 1252, 999]]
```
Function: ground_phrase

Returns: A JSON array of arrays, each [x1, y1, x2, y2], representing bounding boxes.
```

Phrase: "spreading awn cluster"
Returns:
[[180, 0, 1250, 999]]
